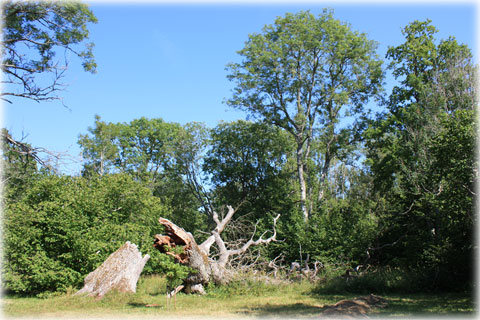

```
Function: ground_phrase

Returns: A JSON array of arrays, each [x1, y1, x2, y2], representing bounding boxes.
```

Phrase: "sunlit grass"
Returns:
[[2, 274, 474, 319]]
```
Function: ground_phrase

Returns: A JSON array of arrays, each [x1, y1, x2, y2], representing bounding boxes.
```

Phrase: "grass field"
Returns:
[[2, 275, 475, 319]]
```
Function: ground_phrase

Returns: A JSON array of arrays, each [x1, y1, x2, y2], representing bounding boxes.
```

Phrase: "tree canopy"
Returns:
[[364, 19, 476, 289], [1, 0, 97, 103], [226, 10, 384, 221]]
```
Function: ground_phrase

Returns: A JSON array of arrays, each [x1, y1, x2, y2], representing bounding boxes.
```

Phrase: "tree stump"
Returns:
[[75, 241, 150, 299]]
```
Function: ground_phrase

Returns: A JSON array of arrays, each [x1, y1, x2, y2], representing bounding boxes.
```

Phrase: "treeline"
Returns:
[[2, 12, 476, 296]]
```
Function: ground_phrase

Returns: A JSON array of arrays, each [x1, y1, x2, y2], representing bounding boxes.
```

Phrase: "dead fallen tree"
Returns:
[[75, 241, 150, 299], [320, 294, 388, 318], [154, 205, 280, 294]]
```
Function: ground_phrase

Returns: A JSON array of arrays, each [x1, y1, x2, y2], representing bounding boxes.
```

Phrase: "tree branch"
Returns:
[[228, 214, 280, 257], [214, 214, 281, 269], [198, 205, 237, 255]]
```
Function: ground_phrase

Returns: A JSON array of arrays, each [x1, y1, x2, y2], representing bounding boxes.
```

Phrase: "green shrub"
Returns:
[[3, 173, 172, 296], [207, 277, 282, 298], [314, 267, 429, 294]]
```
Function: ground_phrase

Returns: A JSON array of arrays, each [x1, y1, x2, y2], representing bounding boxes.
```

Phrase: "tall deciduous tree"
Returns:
[[78, 117, 184, 183], [114, 117, 183, 184], [367, 20, 476, 194], [226, 10, 383, 221], [365, 20, 476, 289], [1, 0, 97, 103]]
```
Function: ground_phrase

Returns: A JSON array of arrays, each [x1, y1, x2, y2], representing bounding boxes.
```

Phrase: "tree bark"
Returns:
[[153, 217, 212, 293], [296, 143, 309, 222], [75, 241, 150, 299], [154, 205, 280, 294]]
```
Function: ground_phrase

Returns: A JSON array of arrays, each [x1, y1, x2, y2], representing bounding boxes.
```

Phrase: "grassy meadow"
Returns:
[[2, 275, 475, 319]]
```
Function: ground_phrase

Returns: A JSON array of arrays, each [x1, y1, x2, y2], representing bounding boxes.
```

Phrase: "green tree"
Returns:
[[79, 117, 184, 183], [158, 121, 209, 238], [226, 10, 383, 221], [78, 115, 119, 176], [77, 117, 208, 238], [204, 120, 295, 214], [1, 0, 97, 103], [203, 120, 297, 251], [364, 20, 476, 290], [114, 117, 183, 184]]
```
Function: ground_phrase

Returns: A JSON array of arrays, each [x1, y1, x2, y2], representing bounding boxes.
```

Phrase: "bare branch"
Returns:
[[215, 214, 281, 269], [167, 285, 185, 298], [154, 207, 281, 292], [199, 205, 236, 255]]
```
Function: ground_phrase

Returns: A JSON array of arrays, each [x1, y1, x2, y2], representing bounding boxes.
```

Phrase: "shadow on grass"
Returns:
[[240, 302, 326, 317], [127, 302, 165, 309], [376, 293, 475, 316]]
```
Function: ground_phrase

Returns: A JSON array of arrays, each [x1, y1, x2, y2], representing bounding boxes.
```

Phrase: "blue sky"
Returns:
[[2, 1, 477, 174]]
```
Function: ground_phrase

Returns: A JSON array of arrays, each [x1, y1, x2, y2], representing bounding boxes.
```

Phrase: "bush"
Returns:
[[313, 267, 432, 295], [3, 173, 172, 296], [206, 274, 288, 298]]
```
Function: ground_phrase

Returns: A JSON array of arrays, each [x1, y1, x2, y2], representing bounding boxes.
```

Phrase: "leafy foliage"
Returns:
[[364, 20, 476, 290], [226, 10, 384, 219], [1, 0, 97, 102], [78, 116, 208, 237], [78, 115, 119, 176], [204, 121, 295, 219], [3, 173, 172, 295]]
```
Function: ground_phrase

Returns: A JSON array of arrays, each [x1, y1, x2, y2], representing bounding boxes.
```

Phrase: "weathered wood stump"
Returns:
[[75, 241, 150, 299]]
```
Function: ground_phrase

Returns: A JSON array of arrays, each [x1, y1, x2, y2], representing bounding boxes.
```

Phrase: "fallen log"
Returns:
[[320, 294, 387, 318], [75, 241, 150, 299]]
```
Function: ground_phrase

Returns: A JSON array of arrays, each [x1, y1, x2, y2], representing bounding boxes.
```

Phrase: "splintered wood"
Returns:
[[153, 218, 194, 264]]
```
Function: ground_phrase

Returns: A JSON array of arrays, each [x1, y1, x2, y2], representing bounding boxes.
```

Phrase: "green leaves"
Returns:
[[204, 120, 296, 224], [78, 116, 209, 239], [365, 19, 476, 289], [3, 174, 171, 295], [227, 10, 384, 220], [78, 116, 185, 182], [1, 1, 97, 102], [205, 121, 292, 189], [228, 10, 383, 126]]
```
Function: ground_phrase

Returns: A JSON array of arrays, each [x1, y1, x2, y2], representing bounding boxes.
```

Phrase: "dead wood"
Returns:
[[154, 205, 280, 294], [75, 241, 150, 299], [167, 284, 185, 298], [154, 217, 212, 292], [320, 294, 388, 318]]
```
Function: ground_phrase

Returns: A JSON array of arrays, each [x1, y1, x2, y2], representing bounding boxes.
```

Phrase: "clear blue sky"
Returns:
[[3, 1, 477, 174]]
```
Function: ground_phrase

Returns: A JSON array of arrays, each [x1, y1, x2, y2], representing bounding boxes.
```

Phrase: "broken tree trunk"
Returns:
[[153, 218, 212, 294], [154, 205, 280, 294], [75, 241, 150, 299]]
